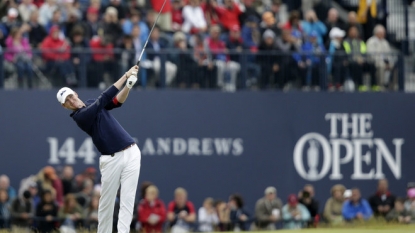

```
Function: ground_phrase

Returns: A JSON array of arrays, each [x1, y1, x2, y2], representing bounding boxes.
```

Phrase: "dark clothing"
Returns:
[[102, 4, 126, 20], [0, 202, 10, 229], [239, 6, 261, 25], [62, 178, 76, 195], [36, 201, 58, 233], [69, 86, 135, 155], [167, 201, 196, 227], [324, 20, 346, 45], [172, 50, 200, 87], [99, 22, 123, 44], [146, 39, 168, 61], [230, 208, 249, 231], [368, 192, 396, 217], [299, 198, 319, 218], [257, 41, 283, 88], [345, 23, 365, 41], [85, 21, 99, 40], [28, 22, 48, 47], [10, 198, 33, 227], [225, 37, 249, 62], [260, 24, 281, 38]]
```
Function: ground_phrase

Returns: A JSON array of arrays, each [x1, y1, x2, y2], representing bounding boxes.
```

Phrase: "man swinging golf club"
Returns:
[[57, 65, 140, 233]]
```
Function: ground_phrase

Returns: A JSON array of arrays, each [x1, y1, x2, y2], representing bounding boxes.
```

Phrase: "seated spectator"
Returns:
[[38, 0, 58, 27], [36, 190, 58, 233], [202, 0, 221, 27], [28, 10, 47, 48], [150, 0, 172, 31], [171, 0, 184, 32], [260, 11, 280, 38], [276, 29, 301, 89], [301, 10, 327, 45], [214, 0, 243, 31], [327, 27, 348, 90], [146, 26, 177, 87], [298, 184, 319, 226], [84, 7, 100, 40], [404, 188, 415, 216], [61, 0, 81, 23], [215, 200, 231, 231], [40, 26, 77, 86], [239, 0, 261, 25], [282, 10, 303, 36], [117, 35, 137, 78], [85, 195, 99, 230], [45, 9, 62, 33], [366, 25, 395, 90], [257, 29, 282, 89], [167, 187, 196, 233], [63, 9, 86, 39], [207, 25, 240, 91], [4, 8, 22, 34], [229, 194, 249, 231], [294, 31, 326, 90], [58, 194, 85, 228], [368, 179, 396, 218], [192, 33, 217, 88], [346, 11, 364, 40], [241, 15, 260, 48], [99, 7, 123, 45], [386, 198, 414, 223], [122, 10, 149, 43], [198, 197, 219, 232], [342, 188, 373, 221], [61, 165, 76, 196], [0, 175, 17, 203], [102, 0, 126, 21], [89, 33, 118, 87], [27, 182, 41, 208], [18, 0, 38, 22], [254, 186, 283, 230], [138, 185, 166, 233], [270, 0, 288, 26], [36, 166, 63, 206], [0, 189, 10, 229], [182, 0, 207, 34], [344, 189, 352, 201], [282, 194, 311, 229], [324, 8, 346, 45], [343, 26, 376, 92], [75, 179, 93, 209], [5, 26, 34, 89], [324, 184, 346, 225], [10, 190, 33, 231]]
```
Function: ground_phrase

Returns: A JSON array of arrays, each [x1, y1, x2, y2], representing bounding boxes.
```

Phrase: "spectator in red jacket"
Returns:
[[138, 185, 166, 233], [171, 0, 184, 32], [214, 0, 243, 31], [167, 187, 196, 233], [88, 33, 119, 87], [202, 0, 221, 27], [40, 25, 77, 86], [151, 0, 172, 31]]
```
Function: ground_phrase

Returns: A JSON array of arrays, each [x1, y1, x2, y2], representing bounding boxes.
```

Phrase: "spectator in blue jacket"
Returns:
[[301, 10, 327, 45], [0, 175, 16, 203], [282, 194, 310, 229], [229, 194, 249, 231], [342, 188, 373, 221], [122, 11, 149, 43]]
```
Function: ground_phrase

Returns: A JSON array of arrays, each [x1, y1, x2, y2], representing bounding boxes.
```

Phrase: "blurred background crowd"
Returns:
[[1, 166, 415, 232], [0, 0, 413, 91]]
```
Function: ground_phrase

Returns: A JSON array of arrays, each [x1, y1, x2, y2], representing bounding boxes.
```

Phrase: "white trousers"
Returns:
[[153, 57, 178, 86], [98, 145, 141, 233]]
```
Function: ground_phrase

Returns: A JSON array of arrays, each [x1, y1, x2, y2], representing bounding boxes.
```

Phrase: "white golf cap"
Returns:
[[57, 87, 75, 104], [343, 189, 352, 198], [329, 27, 345, 39], [8, 8, 18, 18]]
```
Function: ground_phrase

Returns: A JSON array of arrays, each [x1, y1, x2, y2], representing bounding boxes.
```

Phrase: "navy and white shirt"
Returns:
[[70, 85, 135, 155]]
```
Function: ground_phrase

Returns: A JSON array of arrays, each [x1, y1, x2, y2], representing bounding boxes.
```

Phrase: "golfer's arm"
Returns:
[[113, 73, 128, 90], [116, 86, 131, 103]]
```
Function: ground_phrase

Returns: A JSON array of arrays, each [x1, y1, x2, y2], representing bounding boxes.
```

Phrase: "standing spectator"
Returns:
[[89, 33, 118, 87], [99, 7, 123, 45], [241, 15, 260, 48], [146, 26, 177, 86], [0, 189, 10, 229], [323, 184, 346, 225], [117, 35, 137, 78], [327, 27, 348, 90], [10, 190, 33, 231], [259, 11, 280, 38], [215, 200, 231, 231], [301, 10, 327, 45], [257, 29, 282, 89], [181, 0, 207, 34], [75, 179, 93, 208], [346, 11, 364, 40], [214, 0, 243, 31], [404, 188, 415, 217], [36, 190, 58, 233], [202, 0, 221, 27], [171, 0, 184, 32], [386, 198, 414, 223], [276, 28, 301, 89], [18, 0, 38, 22], [298, 184, 319, 226], [122, 11, 149, 43], [198, 198, 219, 232], [150, 0, 172, 31], [84, 7, 100, 40], [58, 194, 85, 228], [229, 194, 249, 231], [254, 186, 283, 230], [40, 26, 77, 87], [0, 175, 17, 203], [102, 0, 126, 21], [5, 26, 34, 89], [356, 0, 377, 41], [85, 195, 99, 230], [342, 188, 373, 221], [366, 25, 395, 90], [368, 178, 396, 218], [27, 10, 47, 47], [207, 25, 240, 91], [239, 0, 261, 25], [269, 0, 288, 26], [167, 187, 196, 233], [38, 0, 58, 27], [61, 165, 76, 196], [282, 10, 302, 36], [343, 25, 376, 91], [192, 33, 217, 88], [138, 185, 166, 233], [28, 182, 41, 208], [282, 194, 311, 229], [324, 8, 346, 46]]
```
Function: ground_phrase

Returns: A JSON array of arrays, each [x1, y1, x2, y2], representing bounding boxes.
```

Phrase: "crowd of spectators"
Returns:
[[0, 0, 399, 91], [1, 166, 415, 232]]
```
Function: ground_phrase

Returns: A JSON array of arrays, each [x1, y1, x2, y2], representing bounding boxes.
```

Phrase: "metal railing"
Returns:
[[0, 49, 406, 92]]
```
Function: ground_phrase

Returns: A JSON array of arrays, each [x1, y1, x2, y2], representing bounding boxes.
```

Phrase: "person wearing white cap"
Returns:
[[327, 27, 347, 91], [254, 186, 283, 230], [57, 65, 140, 233]]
